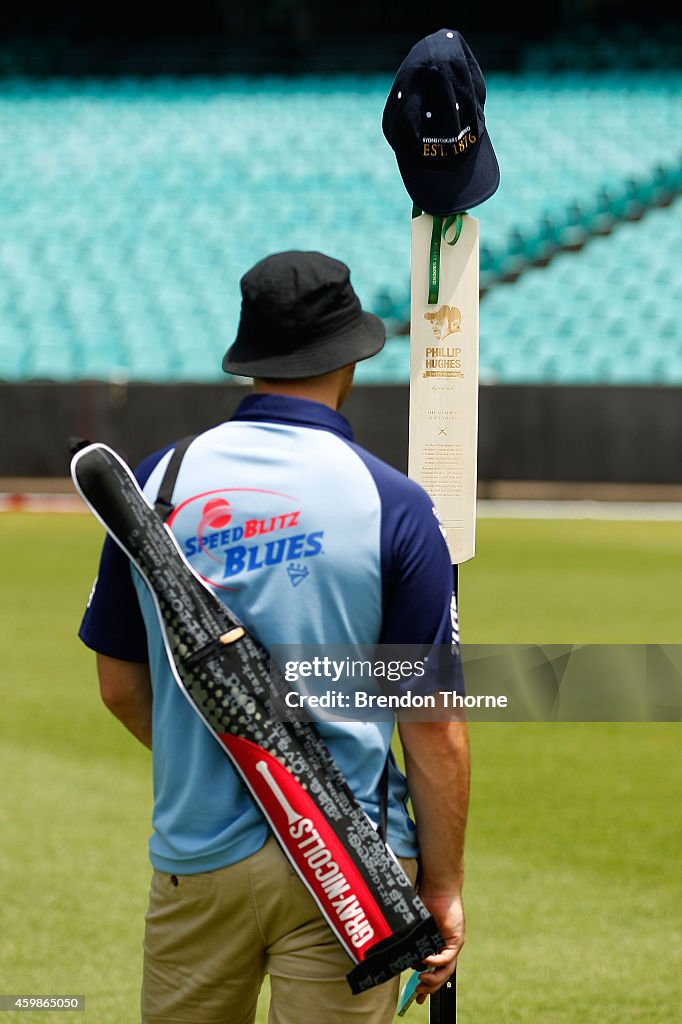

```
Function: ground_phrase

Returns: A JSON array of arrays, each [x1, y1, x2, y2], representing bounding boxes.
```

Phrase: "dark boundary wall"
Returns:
[[1, 382, 681, 484]]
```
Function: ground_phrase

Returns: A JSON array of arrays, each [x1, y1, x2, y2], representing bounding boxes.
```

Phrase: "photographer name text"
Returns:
[[283, 690, 507, 710]]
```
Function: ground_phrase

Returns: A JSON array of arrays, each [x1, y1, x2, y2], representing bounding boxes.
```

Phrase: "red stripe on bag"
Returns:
[[220, 733, 393, 959]]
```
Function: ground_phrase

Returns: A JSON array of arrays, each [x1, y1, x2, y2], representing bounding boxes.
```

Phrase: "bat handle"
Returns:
[[429, 970, 456, 1023]]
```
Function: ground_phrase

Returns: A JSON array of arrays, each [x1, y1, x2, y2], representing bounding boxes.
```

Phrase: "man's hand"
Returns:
[[412, 888, 464, 1003]]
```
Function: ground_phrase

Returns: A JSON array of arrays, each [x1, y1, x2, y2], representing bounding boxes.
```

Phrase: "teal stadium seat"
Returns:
[[0, 71, 681, 383], [479, 196, 682, 384]]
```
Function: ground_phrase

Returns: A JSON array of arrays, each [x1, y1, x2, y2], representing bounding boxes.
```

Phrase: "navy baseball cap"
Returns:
[[382, 28, 500, 216]]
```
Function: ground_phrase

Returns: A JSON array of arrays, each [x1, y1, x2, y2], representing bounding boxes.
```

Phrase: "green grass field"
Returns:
[[1, 513, 680, 1022]]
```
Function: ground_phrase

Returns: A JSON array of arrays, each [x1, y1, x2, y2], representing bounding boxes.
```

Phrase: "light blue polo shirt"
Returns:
[[79, 394, 458, 874]]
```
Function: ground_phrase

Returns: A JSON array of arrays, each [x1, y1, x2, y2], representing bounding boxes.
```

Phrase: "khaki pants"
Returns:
[[142, 836, 418, 1024]]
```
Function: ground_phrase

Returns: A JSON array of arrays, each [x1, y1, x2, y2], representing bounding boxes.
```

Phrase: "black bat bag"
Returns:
[[71, 443, 443, 994]]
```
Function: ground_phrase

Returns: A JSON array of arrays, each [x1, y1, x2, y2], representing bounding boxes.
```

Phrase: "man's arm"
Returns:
[[398, 715, 470, 1003], [97, 653, 153, 750]]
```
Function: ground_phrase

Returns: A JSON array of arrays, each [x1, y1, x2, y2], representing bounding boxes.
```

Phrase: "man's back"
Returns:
[[149, 394, 386, 648], [80, 393, 455, 875]]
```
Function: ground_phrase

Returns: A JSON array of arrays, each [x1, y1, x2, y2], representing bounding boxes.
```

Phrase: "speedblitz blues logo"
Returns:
[[167, 488, 324, 590]]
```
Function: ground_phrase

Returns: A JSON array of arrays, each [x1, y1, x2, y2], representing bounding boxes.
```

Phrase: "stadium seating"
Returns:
[[478, 203, 682, 385], [0, 69, 680, 385]]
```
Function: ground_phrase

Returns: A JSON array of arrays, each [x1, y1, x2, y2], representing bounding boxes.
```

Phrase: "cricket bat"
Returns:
[[407, 212, 473, 1020], [408, 211, 479, 564]]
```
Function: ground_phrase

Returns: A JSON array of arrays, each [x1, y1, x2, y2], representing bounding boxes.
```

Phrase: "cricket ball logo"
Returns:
[[424, 304, 462, 341], [198, 498, 233, 536]]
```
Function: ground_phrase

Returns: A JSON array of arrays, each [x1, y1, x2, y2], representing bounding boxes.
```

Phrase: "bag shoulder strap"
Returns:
[[154, 434, 199, 521]]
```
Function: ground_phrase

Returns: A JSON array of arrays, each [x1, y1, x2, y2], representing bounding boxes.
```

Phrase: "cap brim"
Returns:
[[222, 312, 386, 379], [397, 131, 500, 216]]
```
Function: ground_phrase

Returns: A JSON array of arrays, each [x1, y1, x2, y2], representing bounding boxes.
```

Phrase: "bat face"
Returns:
[[408, 213, 479, 565]]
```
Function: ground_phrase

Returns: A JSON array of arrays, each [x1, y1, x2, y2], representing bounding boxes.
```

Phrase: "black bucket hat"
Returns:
[[382, 28, 500, 216], [222, 251, 386, 379]]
